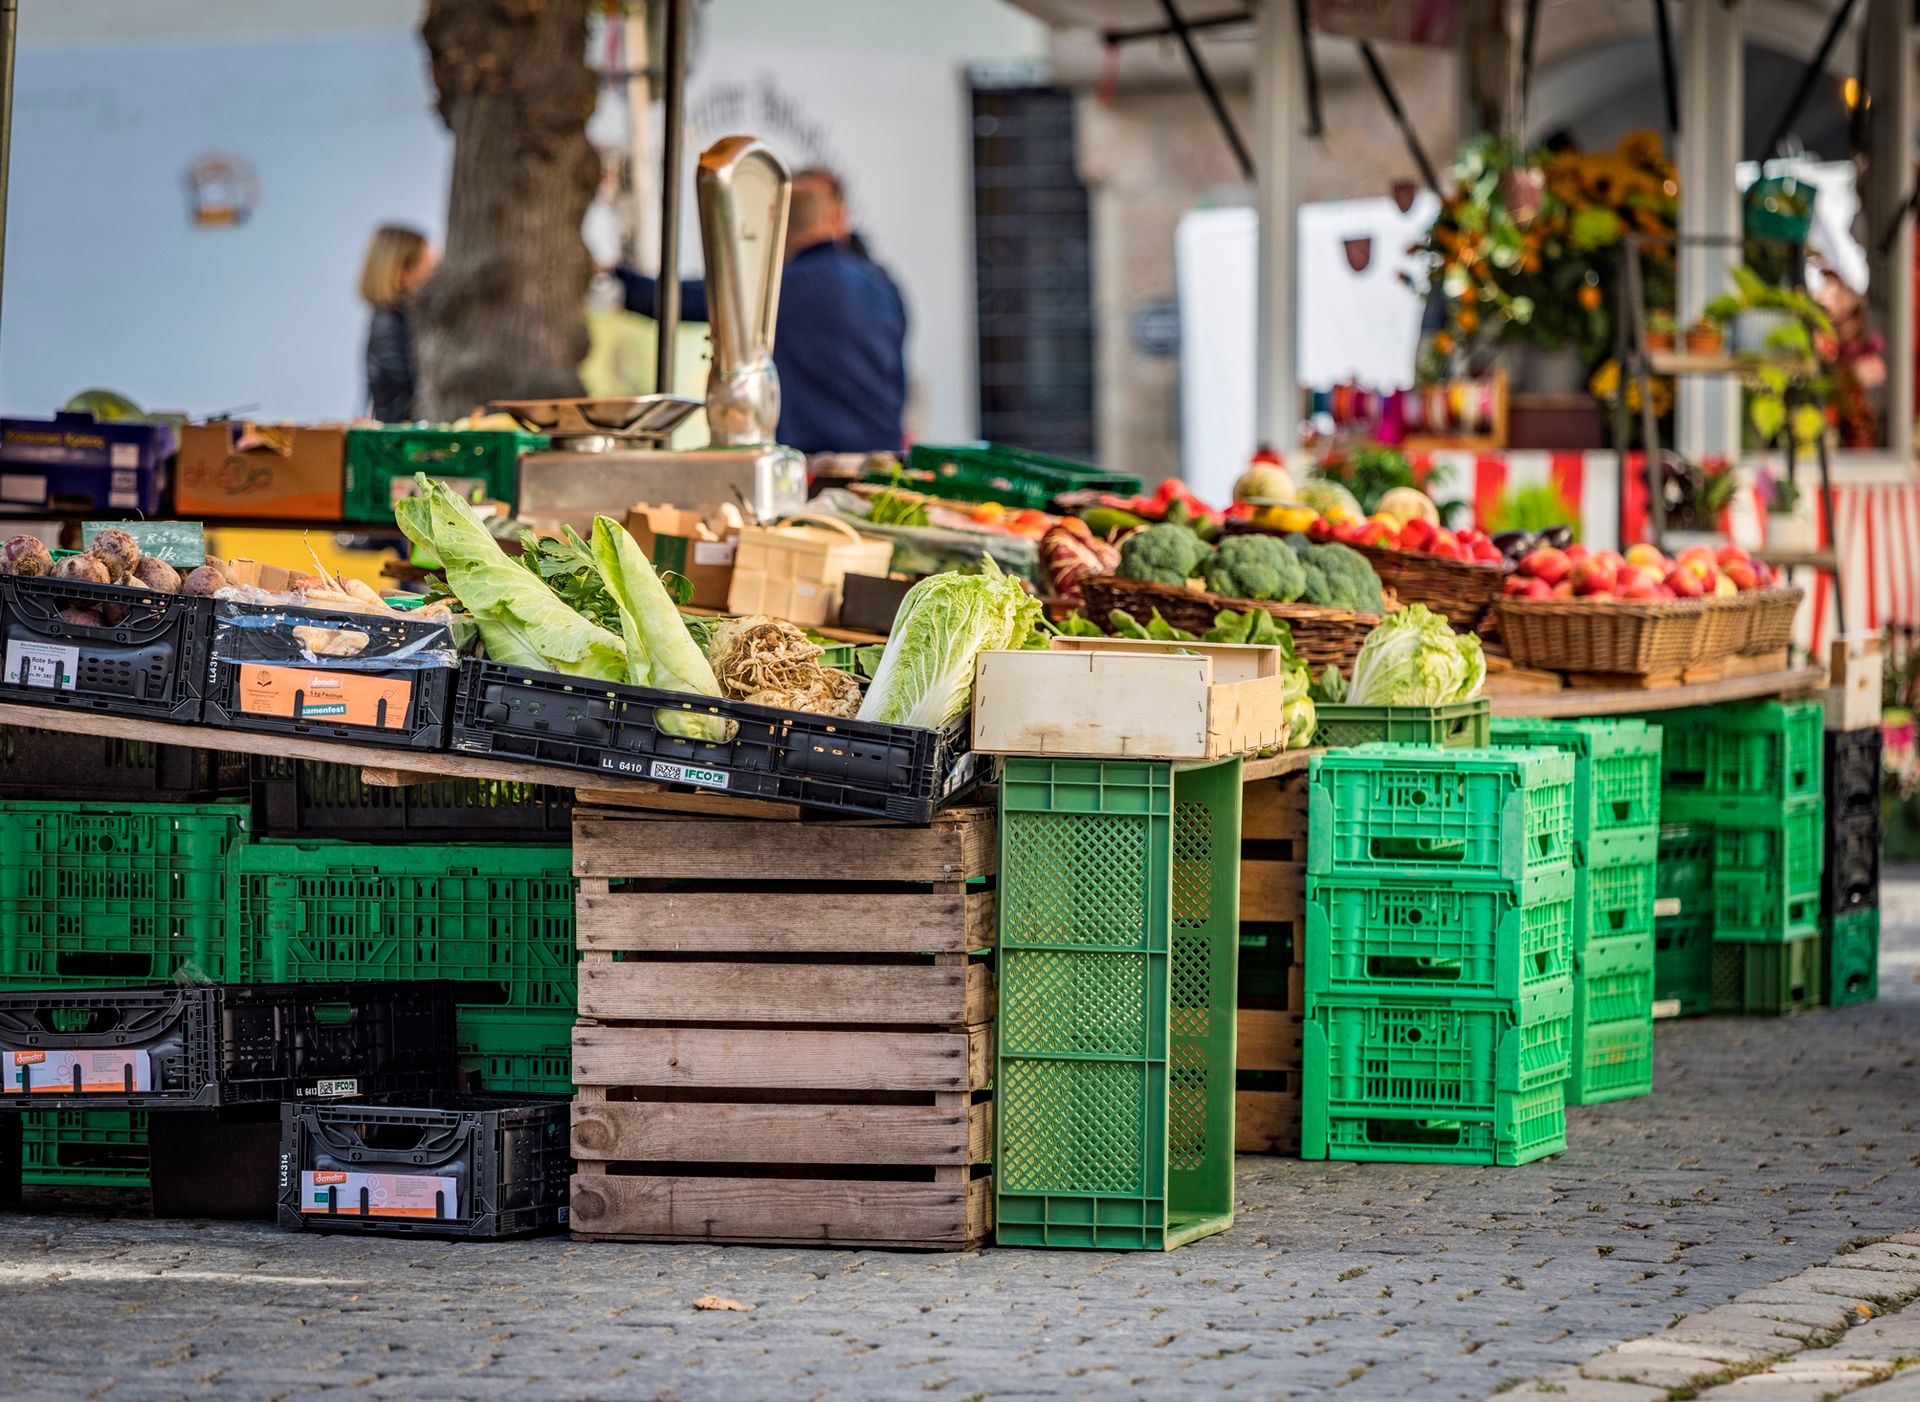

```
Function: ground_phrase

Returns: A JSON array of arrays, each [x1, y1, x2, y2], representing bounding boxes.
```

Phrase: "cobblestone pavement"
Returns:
[[3, 873, 1919, 1401]]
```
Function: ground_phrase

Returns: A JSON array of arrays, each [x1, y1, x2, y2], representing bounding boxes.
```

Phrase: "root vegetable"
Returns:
[[707, 615, 863, 718], [88, 527, 141, 579], [49, 554, 113, 585], [180, 565, 226, 597], [128, 557, 181, 593], [57, 606, 105, 627], [0, 535, 52, 577]]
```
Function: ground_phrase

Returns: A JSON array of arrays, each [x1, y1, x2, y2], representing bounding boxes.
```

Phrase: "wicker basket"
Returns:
[[1739, 586, 1805, 656], [1081, 576, 1382, 670], [1695, 592, 1757, 666], [1492, 596, 1708, 675], [1351, 543, 1511, 630]]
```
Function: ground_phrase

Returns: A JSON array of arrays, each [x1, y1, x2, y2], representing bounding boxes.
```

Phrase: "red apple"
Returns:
[[1565, 543, 1592, 565], [1716, 544, 1751, 569], [1664, 565, 1705, 598], [1573, 557, 1619, 595], [1724, 560, 1759, 590], [1504, 574, 1553, 599], [1520, 546, 1573, 584], [1618, 576, 1661, 601], [1753, 560, 1776, 587], [1614, 564, 1649, 592], [1551, 580, 1577, 599], [1624, 543, 1667, 571], [1653, 584, 1677, 600]]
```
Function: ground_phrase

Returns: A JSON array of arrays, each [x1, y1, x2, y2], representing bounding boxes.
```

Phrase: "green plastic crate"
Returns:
[[343, 426, 546, 523], [1653, 914, 1714, 1018], [1570, 1018, 1652, 1105], [1303, 870, 1573, 1003], [1825, 907, 1879, 1008], [1308, 746, 1575, 896], [1489, 718, 1662, 864], [20, 1110, 149, 1189], [1577, 959, 1653, 1026], [0, 800, 250, 986], [230, 841, 575, 1013], [1315, 701, 1490, 751], [1711, 797, 1825, 943], [1304, 982, 1571, 1129], [898, 441, 1140, 512], [996, 756, 1240, 1251], [1581, 857, 1656, 946], [1655, 821, 1715, 919], [1713, 934, 1823, 1016], [1659, 700, 1824, 822], [459, 1010, 575, 1093], [1314, 1080, 1566, 1166]]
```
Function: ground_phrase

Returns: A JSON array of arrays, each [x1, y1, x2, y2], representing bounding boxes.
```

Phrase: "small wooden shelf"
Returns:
[[1647, 351, 1819, 379], [1757, 549, 1837, 571], [1487, 665, 1823, 719]]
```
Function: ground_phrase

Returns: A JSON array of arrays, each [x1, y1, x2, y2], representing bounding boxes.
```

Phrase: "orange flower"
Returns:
[[1434, 331, 1455, 354], [1577, 284, 1604, 311], [1456, 307, 1480, 332]]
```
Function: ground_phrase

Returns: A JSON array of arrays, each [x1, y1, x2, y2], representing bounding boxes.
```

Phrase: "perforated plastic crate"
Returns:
[[1824, 907, 1879, 1008], [1653, 914, 1714, 1018], [1581, 857, 1656, 946], [1825, 727, 1882, 821], [1655, 822, 1715, 918], [459, 1010, 574, 1094], [1713, 935, 1822, 1017], [249, 756, 571, 843], [1824, 807, 1882, 917], [1314, 701, 1490, 751], [343, 426, 546, 522], [1659, 699, 1824, 821], [996, 756, 1240, 1251], [20, 1109, 149, 1188], [1712, 797, 1825, 943], [0, 800, 249, 987], [1570, 1018, 1652, 1105], [1576, 960, 1652, 1026], [1489, 717, 1662, 864], [1304, 871, 1573, 1003], [0, 727, 245, 802], [898, 441, 1141, 511], [1308, 746, 1575, 895], [1312, 1080, 1566, 1166]]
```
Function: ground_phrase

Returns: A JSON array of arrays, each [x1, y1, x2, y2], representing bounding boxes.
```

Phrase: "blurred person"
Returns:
[[359, 225, 438, 422], [616, 167, 907, 454]]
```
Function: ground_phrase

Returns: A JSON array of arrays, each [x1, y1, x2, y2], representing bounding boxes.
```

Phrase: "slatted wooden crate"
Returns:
[[1237, 770, 1306, 1154], [568, 803, 997, 1250]]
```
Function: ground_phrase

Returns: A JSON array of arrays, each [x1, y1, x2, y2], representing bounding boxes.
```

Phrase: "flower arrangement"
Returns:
[[1413, 130, 1679, 369]]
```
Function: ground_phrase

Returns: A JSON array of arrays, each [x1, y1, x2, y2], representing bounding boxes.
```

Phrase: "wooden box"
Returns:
[[569, 804, 996, 1250], [1827, 635, 1884, 732], [1236, 770, 1306, 1155], [971, 638, 1288, 760], [725, 515, 893, 628]]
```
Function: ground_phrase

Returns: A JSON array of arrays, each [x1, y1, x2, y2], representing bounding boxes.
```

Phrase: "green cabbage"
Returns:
[[590, 515, 718, 695], [857, 558, 1043, 729], [1345, 604, 1486, 706]]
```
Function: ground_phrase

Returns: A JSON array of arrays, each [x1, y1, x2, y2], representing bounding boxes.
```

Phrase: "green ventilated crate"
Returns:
[[1581, 857, 1656, 946], [996, 756, 1240, 1251], [1303, 870, 1574, 1003], [1654, 822, 1716, 921], [1711, 797, 1825, 943], [897, 441, 1140, 512], [343, 426, 547, 522], [1653, 914, 1714, 1018], [20, 1110, 149, 1189], [1570, 1017, 1652, 1105], [1658, 699, 1825, 823], [1576, 958, 1653, 1026], [1314, 700, 1491, 751], [1713, 934, 1823, 1017], [1824, 907, 1880, 1008], [458, 1009, 575, 1093], [229, 841, 575, 1014], [0, 800, 250, 987], [1308, 746, 1575, 896], [1489, 717, 1662, 865], [1314, 1079, 1567, 1166]]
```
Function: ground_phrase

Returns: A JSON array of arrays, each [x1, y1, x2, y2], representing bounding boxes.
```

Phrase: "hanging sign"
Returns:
[[183, 152, 259, 229], [1310, 0, 1466, 48]]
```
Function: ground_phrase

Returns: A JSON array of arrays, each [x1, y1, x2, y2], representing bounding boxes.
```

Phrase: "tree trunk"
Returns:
[[415, 0, 598, 421]]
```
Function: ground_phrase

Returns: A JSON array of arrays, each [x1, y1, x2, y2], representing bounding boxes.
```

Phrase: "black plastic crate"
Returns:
[[451, 660, 985, 823], [148, 1107, 281, 1220], [0, 725, 245, 801], [248, 755, 571, 842], [1824, 806, 1883, 915], [0, 1110, 18, 1208], [1825, 727, 1883, 821], [0, 574, 209, 722], [203, 601, 455, 751], [0, 981, 460, 1110], [278, 1093, 570, 1239]]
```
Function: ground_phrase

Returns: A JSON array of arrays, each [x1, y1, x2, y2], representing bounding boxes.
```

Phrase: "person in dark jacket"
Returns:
[[617, 168, 907, 454], [359, 225, 438, 422]]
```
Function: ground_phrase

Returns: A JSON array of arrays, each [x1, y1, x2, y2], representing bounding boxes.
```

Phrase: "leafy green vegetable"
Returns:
[[1206, 533, 1306, 602], [1203, 607, 1290, 649], [1345, 603, 1486, 706], [396, 478, 626, 680], [1108, 608, 1197, 642], [857, 558, 1043, 728], [1053, 611, 1107, 637], [589, 516, 719, 696], [1310, 663, 1347, 704], [1116, 522, 1213, 586]]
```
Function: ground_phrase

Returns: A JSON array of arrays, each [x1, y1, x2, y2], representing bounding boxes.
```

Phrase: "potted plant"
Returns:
[[1685, 316, 1723, 355], [1702, 265, 1833, 358], [1645, 309, 1677, 353], [1758, 462, 1817, 553]]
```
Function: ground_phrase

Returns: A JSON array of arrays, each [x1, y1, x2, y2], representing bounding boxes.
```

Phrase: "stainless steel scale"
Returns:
[[497, 136, 807, 527]]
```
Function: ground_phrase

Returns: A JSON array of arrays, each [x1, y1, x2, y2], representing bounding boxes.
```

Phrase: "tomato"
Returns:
[[1397, 518, 1437, 551]]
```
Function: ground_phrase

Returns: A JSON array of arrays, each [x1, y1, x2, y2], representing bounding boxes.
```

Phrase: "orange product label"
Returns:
[[299, 1170, 458, 1218], [2, 1047, 151, 1094], [12, 1051, 43, 1066], [236, 664, 415, 729]]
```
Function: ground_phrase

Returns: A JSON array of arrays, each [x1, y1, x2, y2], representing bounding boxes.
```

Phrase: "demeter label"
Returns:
[[648, 761, 728, 790]]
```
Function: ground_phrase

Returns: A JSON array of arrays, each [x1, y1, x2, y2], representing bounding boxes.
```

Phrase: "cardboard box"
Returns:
[[175, 422, 346, 520], [0, 412, 169, 515], [626, 504, 739, 610]]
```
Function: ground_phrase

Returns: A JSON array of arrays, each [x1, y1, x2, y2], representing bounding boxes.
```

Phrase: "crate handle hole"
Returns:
[[312, 1004, 354, 1026]]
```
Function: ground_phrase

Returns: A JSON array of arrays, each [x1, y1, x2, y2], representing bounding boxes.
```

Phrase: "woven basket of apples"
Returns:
[[1494, 542, 1788, 674]]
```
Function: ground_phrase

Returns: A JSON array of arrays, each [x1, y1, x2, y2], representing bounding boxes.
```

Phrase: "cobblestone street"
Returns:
[[2, 872, 1917, 1401]]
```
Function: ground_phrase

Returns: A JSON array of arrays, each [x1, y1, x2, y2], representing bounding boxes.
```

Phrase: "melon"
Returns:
[[1233, 463, 1296, 503]]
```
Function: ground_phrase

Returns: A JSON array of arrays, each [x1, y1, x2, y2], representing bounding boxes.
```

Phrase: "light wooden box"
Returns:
[[970, 637, 1289, 760], [725, 515, 892, 628]]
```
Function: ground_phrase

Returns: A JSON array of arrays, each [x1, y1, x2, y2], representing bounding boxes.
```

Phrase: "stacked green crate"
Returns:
[[1490, 720, 1659, 1104], [1658, 700, 1825, 1017], [1652, 823, 1715, 1018], [1302, 745, 1576, 1165], [230, 841, 576, 1092], [0, 800, 254, 1188], [1824, 907, 1879, 1008]]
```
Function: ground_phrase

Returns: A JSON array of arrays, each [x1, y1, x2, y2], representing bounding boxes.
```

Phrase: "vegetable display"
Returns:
[[1116, 522, 1213, 586], [1295, 541, 1385, 612], [857, 557, 1043, 729], [1344, 604, 1486, 706], [708, 615, 862, 718], [1205, 534, 1305, 603], [1040, 518, 1120, 605]]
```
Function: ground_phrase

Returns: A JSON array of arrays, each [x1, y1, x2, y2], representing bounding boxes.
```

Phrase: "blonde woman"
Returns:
[[359, 225, 438, 422]]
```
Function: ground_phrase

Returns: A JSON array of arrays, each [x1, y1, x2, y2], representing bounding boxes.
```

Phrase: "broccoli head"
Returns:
[[1295, 541, 1385, 612], [1116, 522, 1213, 587], [1204, 533, 1306, 602]]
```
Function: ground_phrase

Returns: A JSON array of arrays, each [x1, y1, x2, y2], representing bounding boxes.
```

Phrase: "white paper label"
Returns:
[[5, 640, 79, 690], [692, 540, 736, 567], [109, 443, 140, 469], [3, 1046, 152, 1094], [300, 1169, 459, 1219], [109, 469, 139, 508], [649, 760, 728, 790], [1650, 998, 1682, 1021], [301, 1078, 361, 1099], [0, 473, 46, 503], [1652, 897, 1682, 919]]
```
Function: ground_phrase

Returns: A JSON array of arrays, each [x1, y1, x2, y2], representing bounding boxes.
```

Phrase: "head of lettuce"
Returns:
[[857, 559, 1043, 729]]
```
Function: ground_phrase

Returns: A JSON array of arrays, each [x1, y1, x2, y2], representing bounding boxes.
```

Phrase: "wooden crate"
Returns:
[[569, 804, 996, 1250], [1237, 770, 1305, 1155]]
